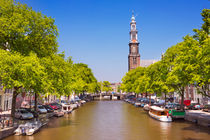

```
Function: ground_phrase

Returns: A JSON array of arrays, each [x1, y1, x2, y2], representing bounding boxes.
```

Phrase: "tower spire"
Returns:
[[131, 10, 135, 21], [128, 12, 140, 71]]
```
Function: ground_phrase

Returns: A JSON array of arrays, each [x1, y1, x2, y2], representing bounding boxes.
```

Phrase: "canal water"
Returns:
[[5, 101, 210, 140]]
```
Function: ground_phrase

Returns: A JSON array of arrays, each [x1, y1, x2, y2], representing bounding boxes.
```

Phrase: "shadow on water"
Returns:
[[184, 138, 204, 140], [181, 123, 210, 135]]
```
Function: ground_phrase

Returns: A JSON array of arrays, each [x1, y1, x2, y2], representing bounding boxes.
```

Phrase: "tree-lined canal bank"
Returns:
[[5, 101, 210, 140]]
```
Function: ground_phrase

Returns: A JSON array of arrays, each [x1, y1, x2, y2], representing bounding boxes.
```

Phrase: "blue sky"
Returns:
[[18, 0, 209, 83]]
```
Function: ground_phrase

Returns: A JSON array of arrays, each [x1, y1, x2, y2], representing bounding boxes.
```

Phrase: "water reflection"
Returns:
[[5, 101, 210, 140], [159, 122, 171, 140]]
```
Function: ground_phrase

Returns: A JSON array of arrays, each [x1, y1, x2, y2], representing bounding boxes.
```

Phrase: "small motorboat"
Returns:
[[62, 105, 73, 114], [148, 106, 172, 122], [14, 121, 43, 136], [26, 121, 42, 136], [70, 103, 78, 110], [143, 104, 150, 111], [80, 100, 86, 104], [14, 124, 28, 135]]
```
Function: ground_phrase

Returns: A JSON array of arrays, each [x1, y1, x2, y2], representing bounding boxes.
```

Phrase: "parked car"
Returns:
[[165, 103, 181, 109], [188, 103, 202, 110], [54, 102, 62, 109], [15, 109, 34, 120], [153, 102, 165, 107], [21, 108, 39, 118], [49, 103, 61, 110], [43, 105, 54, 113], [202, 104, 210, 112], [37, 105, 47, 114]]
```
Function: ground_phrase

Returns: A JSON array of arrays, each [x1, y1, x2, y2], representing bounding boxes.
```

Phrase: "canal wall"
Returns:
[[185, 110, 210, 127], [0, 127, 17, 139]]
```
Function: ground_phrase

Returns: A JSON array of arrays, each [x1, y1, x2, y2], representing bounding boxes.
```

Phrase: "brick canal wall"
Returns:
[[185, 110, 210, 127]]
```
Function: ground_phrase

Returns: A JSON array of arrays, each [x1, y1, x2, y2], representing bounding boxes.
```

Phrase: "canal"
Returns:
[[5, 101, 210, 140]]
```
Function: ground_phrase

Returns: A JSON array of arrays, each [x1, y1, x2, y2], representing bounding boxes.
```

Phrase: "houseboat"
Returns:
[[148, 106, 172, 122]]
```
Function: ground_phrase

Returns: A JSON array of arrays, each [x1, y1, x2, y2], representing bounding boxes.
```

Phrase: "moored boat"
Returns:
[[134, 102, 141, 107], [14, 124, 28, 135], [14, 121, 43, 136], [25, 121, 42, 136], [169, 109, 185, 119], [143, 104, 150, 111], [148, 106, 172, 122], [62, 104, 73, 114]]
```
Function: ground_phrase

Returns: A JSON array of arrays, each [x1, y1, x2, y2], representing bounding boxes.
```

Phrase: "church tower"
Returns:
[[128, 13, 140, 71]]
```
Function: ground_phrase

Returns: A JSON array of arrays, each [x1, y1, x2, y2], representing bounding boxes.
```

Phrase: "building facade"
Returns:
[[110, 83, 121, 94], [128, 14, 140, 71]]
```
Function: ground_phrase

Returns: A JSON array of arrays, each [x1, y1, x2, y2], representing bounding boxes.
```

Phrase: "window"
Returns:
[[133, 57, 137, 64], [132, 25, 135, 30], [132, 34, 136, 40]]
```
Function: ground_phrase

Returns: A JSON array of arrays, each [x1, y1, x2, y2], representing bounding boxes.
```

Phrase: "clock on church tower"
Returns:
[[128, 13, 140, 71]]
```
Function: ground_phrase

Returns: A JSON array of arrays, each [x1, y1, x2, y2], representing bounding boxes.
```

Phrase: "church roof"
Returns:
[[140, 60, 159, 67]]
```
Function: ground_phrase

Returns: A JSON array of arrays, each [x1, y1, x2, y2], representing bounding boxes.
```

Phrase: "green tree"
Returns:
[[117, 85, 121, 93], [121, 67, 145, 94], [0, 0, 58, 57], [0, 50, 46, 119], [102, 81, 112, 94], [192, 9, 210, 97], [164, 36, 200, 109], [41, 54, 74, 100], [193, 9, 210, 45], [72, 63, 98, 94]]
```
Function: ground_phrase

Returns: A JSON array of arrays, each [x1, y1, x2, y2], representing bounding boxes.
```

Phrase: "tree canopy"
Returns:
[[121, 9, 210, 109]]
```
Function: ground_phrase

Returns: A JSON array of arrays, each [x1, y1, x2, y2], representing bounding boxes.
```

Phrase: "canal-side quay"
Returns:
[[4, 101, 210, 140], [185, 110, 210, 127]]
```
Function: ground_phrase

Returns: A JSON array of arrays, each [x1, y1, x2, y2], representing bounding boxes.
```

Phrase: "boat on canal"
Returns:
[[14, 121, 43, 136], [25, 121, 43, 136], [143, 104, 150, 111], [148, 106, 172, 122], [169, 109, 185, 119], [62, 104, 73, 114]]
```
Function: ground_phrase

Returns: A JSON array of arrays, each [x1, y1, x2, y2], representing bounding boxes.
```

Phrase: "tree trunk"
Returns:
[[145, 92, 148, 98], [48, 95, 50, 103], [59, 96, 61, 103], [149, 94, 151, 106], [34, 93, 38, 113], [30, 93, 32, 109], [180, 87, 185, 111], [164, 93, 167, 106], [11, 87, 18, 120]]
